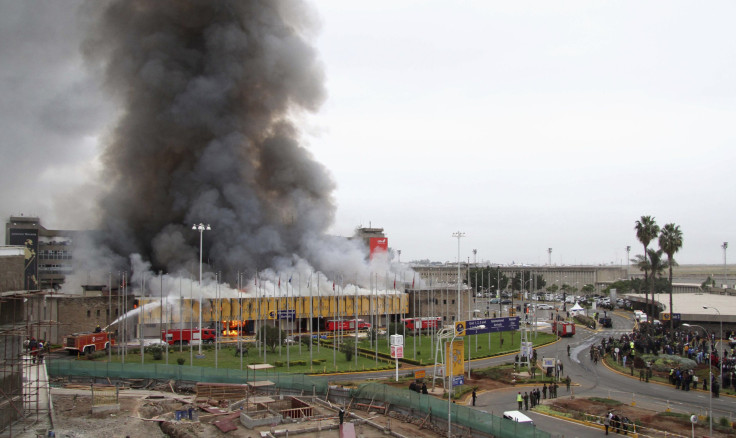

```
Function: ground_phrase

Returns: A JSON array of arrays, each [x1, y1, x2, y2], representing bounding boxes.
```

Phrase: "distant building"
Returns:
[[5, 215, 78, 290], [353, 226, 388, 260]]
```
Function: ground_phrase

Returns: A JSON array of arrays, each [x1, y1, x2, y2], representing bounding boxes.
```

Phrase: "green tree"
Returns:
[[659, 223, 683, 331], [509, 271, 546, 292], [468, 267, 509, 294], [340, 338, 355, 361], [257, 324, 285, 353], [546, 284, 559, 293], [635, 216, 660, 316], [581, 284, 595, 295], [646, 248, 667, 316]]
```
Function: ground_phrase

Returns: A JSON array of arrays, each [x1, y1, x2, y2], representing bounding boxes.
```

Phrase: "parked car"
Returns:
[[536, 303, 554, 310]]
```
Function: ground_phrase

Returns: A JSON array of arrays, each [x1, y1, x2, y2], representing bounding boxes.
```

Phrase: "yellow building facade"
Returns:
[[137, 294, 408, 324]]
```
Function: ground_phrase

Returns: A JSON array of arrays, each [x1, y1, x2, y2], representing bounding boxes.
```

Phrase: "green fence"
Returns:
[[48, 361, 549, 438], [47, 360, 329, 394], [351, 383, 550, 438]]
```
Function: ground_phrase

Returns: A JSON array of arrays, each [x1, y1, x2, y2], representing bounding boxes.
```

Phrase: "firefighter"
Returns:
[[94, 324, 102, 333]]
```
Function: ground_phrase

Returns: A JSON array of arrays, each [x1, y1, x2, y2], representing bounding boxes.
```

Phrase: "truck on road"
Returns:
[[65, 332, 113, 355], [161, 328, 217, 346]]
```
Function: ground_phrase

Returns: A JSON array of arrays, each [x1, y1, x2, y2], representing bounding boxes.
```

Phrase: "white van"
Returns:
[[503, 410, 534, 426]]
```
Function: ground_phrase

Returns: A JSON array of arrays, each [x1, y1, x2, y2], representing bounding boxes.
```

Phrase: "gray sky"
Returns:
[[305, 1, 736, 265], [1, 1, 735, 267]]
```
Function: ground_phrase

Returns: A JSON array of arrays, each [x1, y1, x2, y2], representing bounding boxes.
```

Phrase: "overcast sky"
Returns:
[[1, 1, 735, 267], [306, 1, 736, 266]]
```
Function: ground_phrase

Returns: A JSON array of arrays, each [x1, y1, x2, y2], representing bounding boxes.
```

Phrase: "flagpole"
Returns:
[[374, 272, 378, 367], [286, 275, 290, 370], [333, 275, 336, 369], [317, 274, 320, 354], [298, 273, 302, 357], [309, 272, 313, 370], [354, 278, 358, 368]]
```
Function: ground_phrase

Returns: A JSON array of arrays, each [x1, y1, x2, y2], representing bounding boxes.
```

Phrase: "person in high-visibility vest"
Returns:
[[517, 392, 523, 410]]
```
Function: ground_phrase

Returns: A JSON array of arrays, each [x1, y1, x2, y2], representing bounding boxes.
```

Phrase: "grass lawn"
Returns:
[[358, 331, 557, 365], [96, 343, 393, 374]]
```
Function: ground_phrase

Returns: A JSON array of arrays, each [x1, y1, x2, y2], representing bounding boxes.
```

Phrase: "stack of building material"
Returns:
[[195, 382, 248, 401]]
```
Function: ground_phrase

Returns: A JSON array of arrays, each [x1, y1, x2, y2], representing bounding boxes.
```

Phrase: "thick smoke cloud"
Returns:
[[83, 0, 341, 283]]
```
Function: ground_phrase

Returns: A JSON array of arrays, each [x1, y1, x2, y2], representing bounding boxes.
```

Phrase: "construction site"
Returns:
[[40, 379, 452, 438]]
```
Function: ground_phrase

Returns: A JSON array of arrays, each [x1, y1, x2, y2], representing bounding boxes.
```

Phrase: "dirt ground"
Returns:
[[49, 388, 429, 438], [52, 395, 174, 438], [549, 398, 736, 438]]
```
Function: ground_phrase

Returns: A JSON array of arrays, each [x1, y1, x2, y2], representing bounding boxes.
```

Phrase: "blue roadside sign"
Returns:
[[452, 375, 465, 387], [673, 313, 681, 321], [465, 316, 520, 335]]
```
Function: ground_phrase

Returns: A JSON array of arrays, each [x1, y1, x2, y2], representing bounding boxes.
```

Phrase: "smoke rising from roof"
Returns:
[[81, 0, 352, 284]]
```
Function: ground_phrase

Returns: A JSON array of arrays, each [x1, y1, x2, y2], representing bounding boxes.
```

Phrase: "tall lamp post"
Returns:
[[193, 223, 211, 358], [683, 323, 712, 437], [722, 242, 728, 288], [452, 231, 465, 321], [703, 306, 723, 387], [625, 246, 631, 279]]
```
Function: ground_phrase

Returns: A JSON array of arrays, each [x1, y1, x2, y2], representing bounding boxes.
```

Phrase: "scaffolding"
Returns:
[[0, 291, 60, 437]]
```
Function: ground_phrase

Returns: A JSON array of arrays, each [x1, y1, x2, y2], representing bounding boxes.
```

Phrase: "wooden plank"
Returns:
[[339, 422, 356, 438]]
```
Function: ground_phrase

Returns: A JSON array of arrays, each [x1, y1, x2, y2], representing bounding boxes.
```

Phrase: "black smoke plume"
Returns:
[[83, 0, 337, 281]]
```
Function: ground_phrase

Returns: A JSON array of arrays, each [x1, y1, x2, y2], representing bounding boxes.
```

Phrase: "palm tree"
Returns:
[[647, 248, 667, 317], [632, 254, 650, 297], [635, 216, 660, 315], [659, 223, 683, 331]]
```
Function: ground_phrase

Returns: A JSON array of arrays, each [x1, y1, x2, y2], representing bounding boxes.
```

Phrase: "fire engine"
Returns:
[[161, 328, 217, 345], [65, 332, 113, 355], [551, 321, 576, 337], [402, 317, 441, 331], [325, 319, 371, 332]]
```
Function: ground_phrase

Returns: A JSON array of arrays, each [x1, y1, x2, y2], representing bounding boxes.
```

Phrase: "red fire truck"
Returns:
[[402, 317, 442, 331], [552, 321, 576, 337], [161, 328, 217, 345], [65, 332, 114, 355], [325, 319, 371, 332]]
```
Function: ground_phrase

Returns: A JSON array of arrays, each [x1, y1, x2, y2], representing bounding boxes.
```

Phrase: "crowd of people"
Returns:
[[590, 320, 735, 396], [23, 337, 48, 364]]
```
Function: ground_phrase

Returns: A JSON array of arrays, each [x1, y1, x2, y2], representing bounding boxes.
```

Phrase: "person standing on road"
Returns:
[[517, 392, 523, 410], [565, 376, 571, 392], [523, 392, 529, 410], [567, 344, 571, 356], [472, 388, 477, 406], [604, 411, 611, 435], [542, 384, 547, 399]]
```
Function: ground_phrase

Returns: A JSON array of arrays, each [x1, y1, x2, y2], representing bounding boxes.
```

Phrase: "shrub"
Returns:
[[177, 358, 185, 365], [233, 346, 248, 356], [312, 359, 322, 365], [147, 345, 164, 360], [274, 361, 285, 367], [647, 354, 696, 371]]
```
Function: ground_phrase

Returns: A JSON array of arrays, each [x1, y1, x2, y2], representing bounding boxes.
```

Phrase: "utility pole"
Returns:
[[547, 248, 552, 266], [723, 242, 729, 288], [452, 231, 465, 321], [626, 246, 631, 279]]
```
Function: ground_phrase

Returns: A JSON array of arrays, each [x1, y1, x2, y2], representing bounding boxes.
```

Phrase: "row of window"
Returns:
[[39, 250, 73, 260], [39, 264, 73, 274], [87, 309, 118, 318]]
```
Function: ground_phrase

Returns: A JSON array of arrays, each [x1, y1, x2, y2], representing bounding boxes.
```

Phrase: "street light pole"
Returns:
[[703, 306, 723, 387], [625, 246, 631, 279], [452, 231, 465, 321], [683, 323, 712, 437], [192, 223, 211, 358], [723, 242, 728, 288]]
